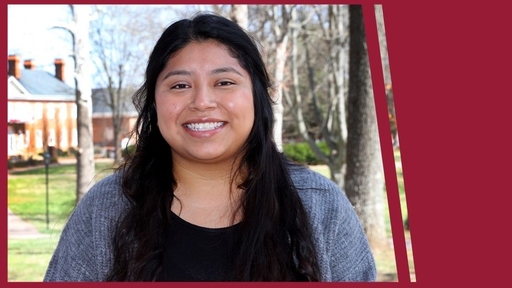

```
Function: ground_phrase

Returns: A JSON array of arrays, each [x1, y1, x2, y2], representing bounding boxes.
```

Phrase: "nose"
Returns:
[[188, 85, 217, 111]]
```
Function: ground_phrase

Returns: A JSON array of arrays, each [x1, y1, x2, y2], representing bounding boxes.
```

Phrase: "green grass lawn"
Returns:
[[8, 238, 60, 282], [8, 160, 115, 282]]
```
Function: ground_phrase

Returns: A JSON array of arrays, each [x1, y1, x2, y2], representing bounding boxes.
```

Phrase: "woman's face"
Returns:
[[155, 40, 255, 165]]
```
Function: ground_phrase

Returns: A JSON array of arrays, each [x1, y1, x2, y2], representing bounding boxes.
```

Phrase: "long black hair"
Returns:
[[106, 12, 321, 281]]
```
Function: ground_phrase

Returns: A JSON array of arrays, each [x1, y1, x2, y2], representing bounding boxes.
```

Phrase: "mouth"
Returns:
[[184, 122, 226, 132]]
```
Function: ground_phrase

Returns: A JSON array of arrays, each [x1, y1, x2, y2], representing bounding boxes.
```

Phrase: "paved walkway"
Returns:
[[8, 208, 44, 239]]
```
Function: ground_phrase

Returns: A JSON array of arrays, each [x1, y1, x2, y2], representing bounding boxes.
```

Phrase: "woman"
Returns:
[[44, 13, 376, 282]]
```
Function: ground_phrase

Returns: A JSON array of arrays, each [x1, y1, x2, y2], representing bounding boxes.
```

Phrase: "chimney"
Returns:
[[54, 58, 65, 82], [8, 55, 21, 79], [23, 59, 35, 70]]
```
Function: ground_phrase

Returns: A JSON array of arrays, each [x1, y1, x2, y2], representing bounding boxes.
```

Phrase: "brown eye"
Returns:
[[171, 84, 190, 89], [216, 81, 234, 86]]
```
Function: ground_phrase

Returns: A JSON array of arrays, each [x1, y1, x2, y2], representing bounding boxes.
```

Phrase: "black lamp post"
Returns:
[[43, 151, 51, 230]]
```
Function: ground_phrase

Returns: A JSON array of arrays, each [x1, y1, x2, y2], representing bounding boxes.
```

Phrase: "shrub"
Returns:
[[7, 156, 45, 170], [283, 141, 329, 165], [57, 148, 69, 157], [122, 145, 136, 158]]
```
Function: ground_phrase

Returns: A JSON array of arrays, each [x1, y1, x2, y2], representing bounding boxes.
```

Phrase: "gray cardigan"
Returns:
[[44, 165, 377, 282]]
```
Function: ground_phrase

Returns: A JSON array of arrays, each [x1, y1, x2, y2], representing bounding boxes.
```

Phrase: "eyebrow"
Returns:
[[162, 70, 191, 80], [211, 67, 244, 77], [162, 67, 244, 80]]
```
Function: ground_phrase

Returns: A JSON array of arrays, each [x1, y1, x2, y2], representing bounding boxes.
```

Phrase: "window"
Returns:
[[36, 129, 43, 148], [48, 129, 56, 147], [25, 130, 30, 148], [8, 132, 15, 155], [16, 133, 24, 152]]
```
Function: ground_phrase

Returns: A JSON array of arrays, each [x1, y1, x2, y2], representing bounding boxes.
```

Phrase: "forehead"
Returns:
[[170, 40, 236, 64], [159, 40, 249, 80]]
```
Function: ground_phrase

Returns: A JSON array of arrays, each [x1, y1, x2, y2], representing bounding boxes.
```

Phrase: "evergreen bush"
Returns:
[[283, 141, 329, 165]]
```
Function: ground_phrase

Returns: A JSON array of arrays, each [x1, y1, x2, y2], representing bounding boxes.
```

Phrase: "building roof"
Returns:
[[92, 88, 139, 117], [8, 69, 75, 102], [19, 69, 75, 96], [7, 56, 138, 118]]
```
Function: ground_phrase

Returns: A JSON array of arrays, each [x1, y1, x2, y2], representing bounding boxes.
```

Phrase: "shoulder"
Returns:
[[44, 172, 128, 281], [75, 172, 128, 217], [59, 171, 130, 250], [288, 164, 339, 192], [287, 163, 354, 235], [81, 172, 126, 205], [289, 165, 376, 281], [288, 163, 377, 281], [64, 171, 129, 235], [288, 163, 350, 217]]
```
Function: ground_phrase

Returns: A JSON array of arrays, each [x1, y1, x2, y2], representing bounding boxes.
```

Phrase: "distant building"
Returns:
[[7, 55, 77, 161], [91, 88, 138, 156], [7, 55, 141, 161]]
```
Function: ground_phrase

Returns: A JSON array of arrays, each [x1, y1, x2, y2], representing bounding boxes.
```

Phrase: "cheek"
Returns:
[[238, 102, 255, 125], [227, 100, 254, 122], [226, 92, 254, 114], [156, 104, 180, 127], [156, 98, 181, 114]]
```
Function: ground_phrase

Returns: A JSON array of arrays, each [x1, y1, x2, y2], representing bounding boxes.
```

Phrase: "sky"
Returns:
[[7, 4, 201, 89], [8, 5, 77, 88]]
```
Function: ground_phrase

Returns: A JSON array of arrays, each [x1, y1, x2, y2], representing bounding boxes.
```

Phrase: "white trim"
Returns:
[[8, 76, 31, 95]]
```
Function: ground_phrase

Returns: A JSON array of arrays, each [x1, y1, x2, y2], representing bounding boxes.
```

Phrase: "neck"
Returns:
[[170, 158, 244, 228]]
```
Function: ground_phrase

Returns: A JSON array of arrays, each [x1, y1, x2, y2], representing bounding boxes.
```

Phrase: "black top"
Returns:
[[158, 212, 239, 281]]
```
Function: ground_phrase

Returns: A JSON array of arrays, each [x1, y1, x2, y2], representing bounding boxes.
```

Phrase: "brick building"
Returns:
[[7, 55, 77, 161], [91, 88, 138, 156], [7, 54, 140, 161]]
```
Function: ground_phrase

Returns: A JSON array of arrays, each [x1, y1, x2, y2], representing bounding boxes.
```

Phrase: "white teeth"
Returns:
[[185, 122, 224, 131]]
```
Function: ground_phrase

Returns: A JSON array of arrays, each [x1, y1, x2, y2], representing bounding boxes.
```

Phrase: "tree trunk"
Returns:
[[73, 5, 95, 205], [344, 5, 387, 251], [375, 5, 398, 147], [272, 38, 287, 152], [230, 5, 248, 30]]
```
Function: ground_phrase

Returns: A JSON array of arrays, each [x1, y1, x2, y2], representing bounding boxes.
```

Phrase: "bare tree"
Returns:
[[344, 5, 386, 250], [90, 5, 166, 163], [285, 5, 350, 186], [269, 6, 295, 152], [72, 5, 96, 205], [52, 5, 96, 204]]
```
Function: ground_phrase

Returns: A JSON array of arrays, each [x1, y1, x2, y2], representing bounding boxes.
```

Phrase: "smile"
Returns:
[[184, 122, 225, 131]]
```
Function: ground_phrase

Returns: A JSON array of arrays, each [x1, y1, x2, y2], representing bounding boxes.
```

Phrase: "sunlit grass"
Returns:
[[8, 160, 115, 282], [8, 238, 59, 282], [8, 162, 115, 233]]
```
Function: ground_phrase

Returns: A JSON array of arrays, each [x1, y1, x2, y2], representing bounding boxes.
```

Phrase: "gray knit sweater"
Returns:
[[44, 165, 377, 282]]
